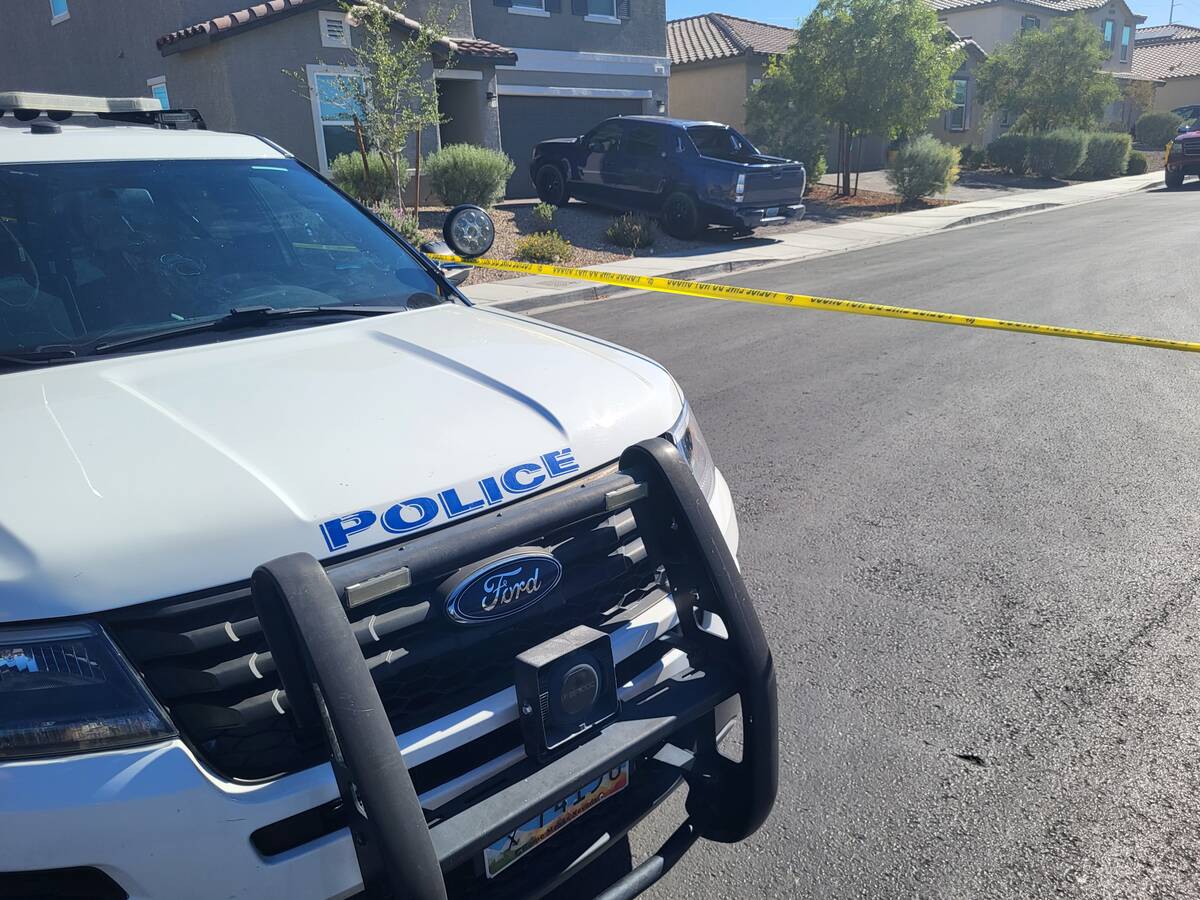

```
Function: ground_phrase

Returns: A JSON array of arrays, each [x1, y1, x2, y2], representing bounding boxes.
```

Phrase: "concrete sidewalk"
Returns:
[[462, 171, 1161, 313]]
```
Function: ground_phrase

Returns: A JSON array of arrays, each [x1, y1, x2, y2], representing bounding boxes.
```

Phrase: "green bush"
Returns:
[[425, 144, 515, 208], [1126, 149, 1149, 175], [885, 135, 959, 202], [605, 213, 656, 249], [1136, 110, 1184, 148], [1099, 121, 1132, 134], [1077, 132, 1132, 179], [514, 230, 572, 264], [532, 202, 556, 227], [1026, 129, 1088, 179], [330, 151, 406, 203], [958, 144, 986, 171], [371, 204, 422, 243], [987, 133, 1030, 174]]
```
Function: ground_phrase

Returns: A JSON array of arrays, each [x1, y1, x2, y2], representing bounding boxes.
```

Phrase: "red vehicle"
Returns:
[[1165, 127, 1200, 188]]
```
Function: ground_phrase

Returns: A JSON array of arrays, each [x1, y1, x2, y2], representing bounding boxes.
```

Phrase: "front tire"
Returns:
[[1165, 169, 1185, 190], [660, 191, 704, 239], [535, 164, 570, 206]]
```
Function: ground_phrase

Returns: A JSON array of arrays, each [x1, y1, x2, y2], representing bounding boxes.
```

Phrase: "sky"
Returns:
[[664, 0, 1189, 29]]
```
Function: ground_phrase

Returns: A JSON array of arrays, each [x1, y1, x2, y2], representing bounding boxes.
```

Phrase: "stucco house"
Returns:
[[1134, 24, 1200, 113], [665, 13, 794, 131], [0, 0, 670, 196]]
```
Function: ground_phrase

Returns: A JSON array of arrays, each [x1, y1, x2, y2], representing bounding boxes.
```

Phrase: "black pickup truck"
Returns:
[[530, 116, 807, 239]]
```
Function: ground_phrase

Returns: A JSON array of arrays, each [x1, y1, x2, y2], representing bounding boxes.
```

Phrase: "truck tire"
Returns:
[[535, 164, 570, 206], [660, 191, 704, 239], [1165, 169, 1185, 190]]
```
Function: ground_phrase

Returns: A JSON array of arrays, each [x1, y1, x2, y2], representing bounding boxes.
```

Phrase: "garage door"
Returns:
[[499, 95, 645, 198]]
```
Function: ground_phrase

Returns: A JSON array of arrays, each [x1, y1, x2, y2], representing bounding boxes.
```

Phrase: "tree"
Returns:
[[976, 14, 1119, 132], [752, 0, 963, 195], [744, 56, 828, 181], [321, 1, 454, 211]]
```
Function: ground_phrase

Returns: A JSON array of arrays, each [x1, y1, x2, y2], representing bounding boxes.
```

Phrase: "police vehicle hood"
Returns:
[[0, 305, 683, 620]]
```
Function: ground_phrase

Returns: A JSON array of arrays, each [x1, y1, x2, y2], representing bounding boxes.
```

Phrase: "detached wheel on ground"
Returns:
[[1165, 169, 1185, 189], [660, 191, 704, 239], [535, 164, 570, 206]]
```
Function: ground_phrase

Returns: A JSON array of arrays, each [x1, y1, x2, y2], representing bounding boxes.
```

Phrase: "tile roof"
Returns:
[[667, 13, 796, 65], [157, 0, 516, 64], [929, 0, 1108, 11], [1136, 23, 1200, 43], [1133, 36, 1200, 79]]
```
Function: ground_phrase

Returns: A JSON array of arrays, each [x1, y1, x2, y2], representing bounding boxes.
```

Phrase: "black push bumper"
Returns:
[[249, 439, 777, 899]]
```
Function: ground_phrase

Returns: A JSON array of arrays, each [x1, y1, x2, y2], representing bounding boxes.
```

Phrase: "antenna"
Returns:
[[1170, 0, 1176, 25]]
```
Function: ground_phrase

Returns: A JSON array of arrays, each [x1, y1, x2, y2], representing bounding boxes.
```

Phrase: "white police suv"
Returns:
[[0, 93, 777, 900]]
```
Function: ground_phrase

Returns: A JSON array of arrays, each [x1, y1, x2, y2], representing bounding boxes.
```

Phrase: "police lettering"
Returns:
[[318, 447, 580, 551]]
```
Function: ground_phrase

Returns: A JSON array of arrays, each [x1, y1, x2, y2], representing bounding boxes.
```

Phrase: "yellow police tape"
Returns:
[[430, 254, 1200, 355]]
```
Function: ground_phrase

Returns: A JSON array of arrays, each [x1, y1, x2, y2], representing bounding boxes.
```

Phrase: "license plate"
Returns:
[[483, 763, 630, 879], [765, 207, 780, 217]]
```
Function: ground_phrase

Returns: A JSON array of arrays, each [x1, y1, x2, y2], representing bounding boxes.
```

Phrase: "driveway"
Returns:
[[538, 184, 1200, 899], [821, 168, 1071, 201]]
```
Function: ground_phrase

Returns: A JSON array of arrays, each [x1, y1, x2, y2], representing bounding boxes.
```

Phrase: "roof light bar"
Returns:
[[0, 92, 164, 115]]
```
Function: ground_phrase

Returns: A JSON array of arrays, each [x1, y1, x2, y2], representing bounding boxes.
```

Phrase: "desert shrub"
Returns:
[[987, 133, 1030, 174], [1076, 132, 1132, 179], [371, 205, 422, 243], [958, 144, 986, 171], [1026, 129, 1088, 179], [1126, 149, 1149, 175], [885, 135, 960, 202], [425, 144, 515, 208], [532, 202, 556, 227], [514, 230, 572, 264], [1136, 110, 1184, 148], [605, 213, 656, 249], [330, 151, 406, 203]]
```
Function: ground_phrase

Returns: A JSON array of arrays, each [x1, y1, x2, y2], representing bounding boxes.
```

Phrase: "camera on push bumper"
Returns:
[[515, 626, 619, 762]]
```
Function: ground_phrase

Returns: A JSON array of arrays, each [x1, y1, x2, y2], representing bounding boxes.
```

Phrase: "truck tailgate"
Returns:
[[742, 164, 806, 206]]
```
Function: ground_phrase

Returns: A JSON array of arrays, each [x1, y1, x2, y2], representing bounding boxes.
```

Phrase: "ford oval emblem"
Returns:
[[444, 551, 563, 625]]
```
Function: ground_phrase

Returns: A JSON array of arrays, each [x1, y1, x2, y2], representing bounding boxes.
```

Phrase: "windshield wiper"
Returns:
[[93, 305, 398, 355], [0, 347, 79, 368]]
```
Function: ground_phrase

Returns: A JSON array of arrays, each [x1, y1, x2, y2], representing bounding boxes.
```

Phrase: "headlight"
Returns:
[[0, 621, 175, 760], [670, 402, 717, 498]]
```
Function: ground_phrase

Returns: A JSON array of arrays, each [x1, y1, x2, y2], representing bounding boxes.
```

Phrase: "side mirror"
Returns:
[[419, 239, 473, 288], [1179, 123, 1192, 134], [442, 204, 495, 259]]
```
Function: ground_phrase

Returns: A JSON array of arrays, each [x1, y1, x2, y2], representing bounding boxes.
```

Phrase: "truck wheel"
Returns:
[[535, 164, 570, 206], [660, 191, 703, 239], [1165, 169, 1185, 190]]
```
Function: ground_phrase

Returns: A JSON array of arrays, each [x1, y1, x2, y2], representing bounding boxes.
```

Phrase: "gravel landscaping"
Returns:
[[409, 183, 958, 283]]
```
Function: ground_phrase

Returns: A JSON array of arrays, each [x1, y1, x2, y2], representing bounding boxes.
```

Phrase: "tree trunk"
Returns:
[[353, 115, 370, 187], [413, 128, 422, 218], [838, 124, 851, 196], [391, 152, 405, 214]]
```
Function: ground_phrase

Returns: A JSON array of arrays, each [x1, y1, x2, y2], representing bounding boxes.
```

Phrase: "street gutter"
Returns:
[[462, 172, 1161, 315]]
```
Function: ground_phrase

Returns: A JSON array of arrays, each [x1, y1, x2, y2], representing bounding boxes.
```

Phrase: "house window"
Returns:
[[1102, 19, 1114, 49], [49, 0, 69, 23], [948, 78, 968, 131], [147, 77, 169, 110], [586, 0, 617, 17], [511, 0, 546, 9], [308, 67, 367, 173], [1120, 24, 1131, 62], [1020, 15, 1039, 31], [319, 11, 351, 48]]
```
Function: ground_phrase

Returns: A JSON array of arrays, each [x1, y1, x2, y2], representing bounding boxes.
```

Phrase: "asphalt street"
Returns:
[[539, 185, 1200, 899]]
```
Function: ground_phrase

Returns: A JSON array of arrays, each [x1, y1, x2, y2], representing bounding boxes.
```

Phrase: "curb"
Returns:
[[477, 256, 772, 313], [473, 173, 1161, 312]]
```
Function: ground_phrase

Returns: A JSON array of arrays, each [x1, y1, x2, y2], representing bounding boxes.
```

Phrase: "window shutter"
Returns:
[[616, 0, 630, 18], [546, 0, 562, 12], [571, 0, 587, 14], [494, 0, 513, 7]]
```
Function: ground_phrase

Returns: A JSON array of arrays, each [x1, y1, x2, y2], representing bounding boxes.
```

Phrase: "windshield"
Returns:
[[686, 125, 760, 160], [0, 158, 445, 361]]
